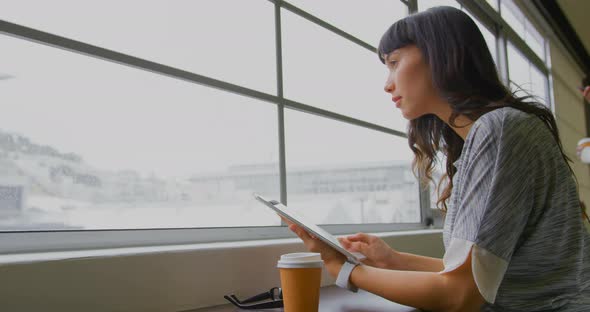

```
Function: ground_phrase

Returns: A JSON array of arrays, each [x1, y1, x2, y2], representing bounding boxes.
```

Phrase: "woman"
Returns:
[[288, 6, 590, 311]]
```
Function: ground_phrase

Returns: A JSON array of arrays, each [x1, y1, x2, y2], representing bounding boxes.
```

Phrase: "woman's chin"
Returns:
[[400, 109, 413, 120], [402, 110, 430, 121]]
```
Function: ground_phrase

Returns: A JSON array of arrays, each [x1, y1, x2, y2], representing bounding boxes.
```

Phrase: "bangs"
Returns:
[[378, 18, 416, 63]]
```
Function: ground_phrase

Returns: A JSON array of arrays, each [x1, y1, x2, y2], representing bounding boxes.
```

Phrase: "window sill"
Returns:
[[0, 229, 444, 311], [0, 228, 442, 265]]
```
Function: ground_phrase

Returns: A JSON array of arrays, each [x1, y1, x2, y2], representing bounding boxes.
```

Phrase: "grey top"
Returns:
[[442, 107, 590, 311]]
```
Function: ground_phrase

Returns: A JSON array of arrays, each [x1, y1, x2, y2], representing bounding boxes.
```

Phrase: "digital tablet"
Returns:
[[253, 193, 366, 264]]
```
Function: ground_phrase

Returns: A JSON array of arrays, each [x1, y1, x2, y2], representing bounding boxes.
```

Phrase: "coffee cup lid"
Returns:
[[277, 252, 323, 269]]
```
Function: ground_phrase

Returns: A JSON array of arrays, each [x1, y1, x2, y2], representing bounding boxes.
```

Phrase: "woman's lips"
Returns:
[[392, 96, 402, 107]]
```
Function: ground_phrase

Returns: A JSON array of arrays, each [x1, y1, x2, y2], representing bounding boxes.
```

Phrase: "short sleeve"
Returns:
[[441, 111, 536, 303], [441, 239, 509, 304]]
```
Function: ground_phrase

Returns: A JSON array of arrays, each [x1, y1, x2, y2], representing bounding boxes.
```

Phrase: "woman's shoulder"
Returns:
[[472, 106, 543, 140], [463, 106, 549, 158], [475, 106, 535, 128]]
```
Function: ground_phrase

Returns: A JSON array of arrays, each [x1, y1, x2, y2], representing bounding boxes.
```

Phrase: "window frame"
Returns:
[[0, 0, 435, 254], [459, 0, 553, 110]]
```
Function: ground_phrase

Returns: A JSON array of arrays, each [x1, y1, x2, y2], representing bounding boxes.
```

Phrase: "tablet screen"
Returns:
[[273, 202, 344, 248], [254, 193, 365, 263]]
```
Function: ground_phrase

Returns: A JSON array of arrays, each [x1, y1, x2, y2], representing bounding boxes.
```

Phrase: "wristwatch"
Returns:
[[336, 261, 359, 292]]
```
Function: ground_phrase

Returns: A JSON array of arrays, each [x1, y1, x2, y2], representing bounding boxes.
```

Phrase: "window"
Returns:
[[281, 8, 407, 132], [285, 109, 419, 224], [418, 0, 460, 11], [0, 34, 281, 230], [501, 0, 545, 61], [507, 43, 549, 106], [486, 0, 499, 11], [0, 0, 277, 94], [286, 0, 407, 47], [529, 65, 549, 107], [1, 0, 425, 249]]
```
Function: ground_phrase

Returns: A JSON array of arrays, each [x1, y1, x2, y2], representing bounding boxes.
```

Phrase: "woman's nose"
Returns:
[[384, 80, 395, 93]]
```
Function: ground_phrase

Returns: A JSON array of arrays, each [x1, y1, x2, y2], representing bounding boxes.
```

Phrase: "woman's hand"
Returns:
[[339, 233, 399, 269], [286, 221, 346, 278]]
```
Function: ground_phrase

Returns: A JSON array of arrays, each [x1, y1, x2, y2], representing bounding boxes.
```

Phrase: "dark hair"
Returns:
[[378, 6, 575, 212]]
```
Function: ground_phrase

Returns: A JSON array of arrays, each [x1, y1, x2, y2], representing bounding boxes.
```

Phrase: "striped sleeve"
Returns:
[[441, 110, 536, 303]]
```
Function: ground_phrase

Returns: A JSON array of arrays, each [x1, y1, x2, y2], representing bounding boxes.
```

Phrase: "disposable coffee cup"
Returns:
[[578, 138, 590, 163], [277, 252, 323, 312]]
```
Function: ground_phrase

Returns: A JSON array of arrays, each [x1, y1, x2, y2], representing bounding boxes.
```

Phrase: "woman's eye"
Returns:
[[388, 60, 398, 67]]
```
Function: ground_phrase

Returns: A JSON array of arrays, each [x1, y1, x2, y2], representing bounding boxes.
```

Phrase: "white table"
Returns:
[[191, 285, 419, 312]]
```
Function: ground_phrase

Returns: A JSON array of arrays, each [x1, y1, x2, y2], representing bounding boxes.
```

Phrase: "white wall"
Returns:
[[550, 44, 590, 208]]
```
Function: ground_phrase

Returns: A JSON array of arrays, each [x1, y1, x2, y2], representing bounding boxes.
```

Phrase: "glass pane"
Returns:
[[285, 109, 420, 225], [507, 43, 532, 97], [501, 0, 544, 60], [287, 0, 407, 47], [418, 0, 460, 11], [486, 0, 498, 10], [0, 0, 277, 94], [523, 20, 545, 60], [0, 35, 281, 231], [282, 9, 407, 132], [501, 1, 525, 37], [530, 65, 549, 106]]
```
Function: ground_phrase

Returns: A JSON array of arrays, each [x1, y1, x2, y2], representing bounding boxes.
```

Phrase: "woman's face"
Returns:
[[383, 45, 444, 120]]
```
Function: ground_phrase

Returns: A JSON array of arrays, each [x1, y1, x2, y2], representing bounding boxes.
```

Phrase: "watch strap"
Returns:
[[335, 261, 359, 292]]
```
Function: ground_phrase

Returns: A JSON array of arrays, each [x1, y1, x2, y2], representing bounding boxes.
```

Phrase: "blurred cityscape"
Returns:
[[0, 129, 421, 231]]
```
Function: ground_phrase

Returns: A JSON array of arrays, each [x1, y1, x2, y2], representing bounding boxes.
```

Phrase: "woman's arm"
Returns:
[[340, 233, 444, 272], [392, 251, 445, 272], [288, 223, 484, 312], [351, 250, 484, 312]]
